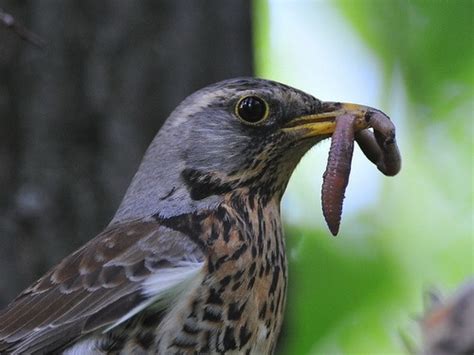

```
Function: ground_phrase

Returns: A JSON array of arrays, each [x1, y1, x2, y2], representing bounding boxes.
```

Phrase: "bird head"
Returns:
[[113, 78, 376, 222]]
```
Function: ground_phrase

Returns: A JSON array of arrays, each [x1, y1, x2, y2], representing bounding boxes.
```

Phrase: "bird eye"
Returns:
[[235, 96, 269, 125]]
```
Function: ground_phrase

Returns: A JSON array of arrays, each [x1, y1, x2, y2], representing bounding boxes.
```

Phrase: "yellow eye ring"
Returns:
[[235, 95, 269, 125]]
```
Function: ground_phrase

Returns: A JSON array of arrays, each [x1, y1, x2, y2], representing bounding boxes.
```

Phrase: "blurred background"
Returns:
[[0, 0, 472, 354]]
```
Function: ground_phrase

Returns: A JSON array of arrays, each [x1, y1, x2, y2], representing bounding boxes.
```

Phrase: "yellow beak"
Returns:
[[282, 102, 377, 138]]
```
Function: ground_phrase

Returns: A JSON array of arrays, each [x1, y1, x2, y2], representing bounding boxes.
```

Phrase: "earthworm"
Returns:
[[321, 110, 401, 236], [321, 114, 356, 236], [355, 111, 401, 176]]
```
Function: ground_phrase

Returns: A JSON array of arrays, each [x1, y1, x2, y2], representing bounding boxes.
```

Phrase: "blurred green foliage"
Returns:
[[338, 0, 474, 118], [255, 0, 473, 354]]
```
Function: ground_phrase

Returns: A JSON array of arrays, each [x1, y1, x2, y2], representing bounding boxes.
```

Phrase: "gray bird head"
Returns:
[[113, 78, 374, 223]]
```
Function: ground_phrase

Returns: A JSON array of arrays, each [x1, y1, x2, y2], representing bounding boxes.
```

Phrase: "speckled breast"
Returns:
[[156, 193, 288, 354]]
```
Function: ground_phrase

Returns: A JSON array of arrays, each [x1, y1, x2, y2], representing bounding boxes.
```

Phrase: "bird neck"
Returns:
[[111, 134, 224, 225], [110, 122, 305, 225], [153, 188, 283, 254]]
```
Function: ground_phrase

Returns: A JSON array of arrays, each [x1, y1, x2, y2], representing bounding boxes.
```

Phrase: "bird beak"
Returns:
[[282, 101, 375, 138]]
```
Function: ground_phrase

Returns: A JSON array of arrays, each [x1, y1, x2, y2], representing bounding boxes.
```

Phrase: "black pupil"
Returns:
[[238, 96, 266, 123]]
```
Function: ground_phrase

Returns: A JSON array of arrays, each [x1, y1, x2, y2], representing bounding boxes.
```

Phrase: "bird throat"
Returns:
[[181, 158, 294, 208]]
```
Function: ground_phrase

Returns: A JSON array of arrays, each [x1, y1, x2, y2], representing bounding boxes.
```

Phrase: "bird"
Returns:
[[419, 281, 474, 355], [0, 77, 389, 354]]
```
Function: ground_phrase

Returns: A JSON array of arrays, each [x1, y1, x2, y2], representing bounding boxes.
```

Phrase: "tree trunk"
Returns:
[[0, 0, 253, 306]]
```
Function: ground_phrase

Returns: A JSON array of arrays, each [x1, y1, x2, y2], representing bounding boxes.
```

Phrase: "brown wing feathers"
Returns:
[[0, 220, 203, 353]]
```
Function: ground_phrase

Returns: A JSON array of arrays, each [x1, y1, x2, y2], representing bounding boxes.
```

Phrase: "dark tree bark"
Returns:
[[0, 0, 253, 306]]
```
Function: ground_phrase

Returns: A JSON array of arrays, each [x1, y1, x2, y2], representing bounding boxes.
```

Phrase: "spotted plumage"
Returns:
[[153, 191, 286, 354], [0, 77, 389, 354]]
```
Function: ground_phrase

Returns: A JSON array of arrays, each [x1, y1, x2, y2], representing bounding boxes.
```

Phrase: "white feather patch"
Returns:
[[103, 261, 204, 333], [63, 338, 99, 354]]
